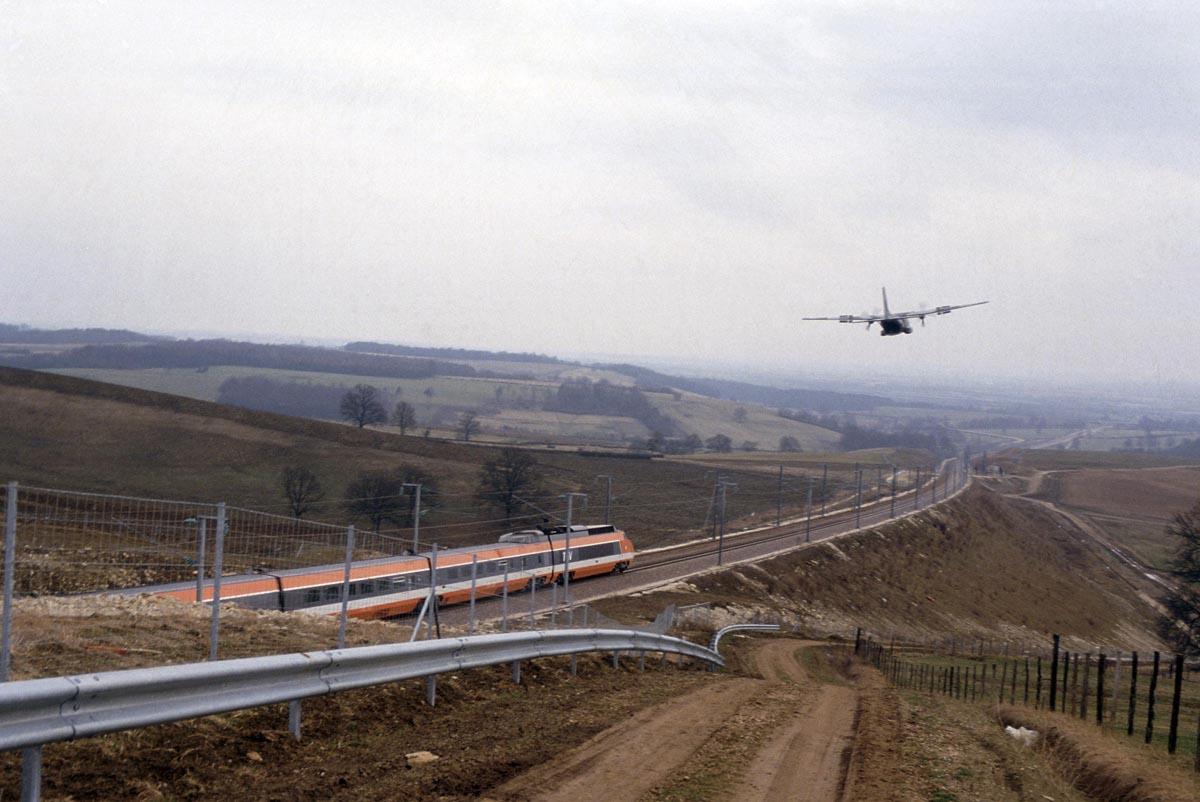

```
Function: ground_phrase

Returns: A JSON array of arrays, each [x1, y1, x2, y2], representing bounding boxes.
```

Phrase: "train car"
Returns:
[[150, 524, 634, 620]]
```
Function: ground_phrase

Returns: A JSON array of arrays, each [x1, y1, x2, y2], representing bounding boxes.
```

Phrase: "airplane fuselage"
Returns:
[[879, 318, 913, 336]]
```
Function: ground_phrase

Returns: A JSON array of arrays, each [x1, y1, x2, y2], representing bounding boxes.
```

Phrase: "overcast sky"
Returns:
[[3, 2, 1198, 390]]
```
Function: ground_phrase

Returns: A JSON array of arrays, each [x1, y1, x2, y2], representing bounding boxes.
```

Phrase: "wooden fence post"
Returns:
[[1096, 653, 1106, 725], [1024, 657, 1030, 706], [1049, 635, 1060, 712], [1144, 651, 1159, 745], [1036, 656, 1043, 709], [1128, 651, 1138, 737], [1081, 654, 1091, 721], [1168, 654, 1183, 754]]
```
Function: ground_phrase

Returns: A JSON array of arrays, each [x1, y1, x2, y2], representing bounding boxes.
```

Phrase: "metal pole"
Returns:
[[288, 700, 302, 741], [890, 466, 898, 518], [410, 484, 421, 552], [717, 482, 727, 566], [2, 482, 17, 683], [502, 564, 509, 632], [804, 478, 814, 543], [427, 545, 438, 640], [819, 464, 828, 516], [597, 475, 613, 525], [529, 568, 537, 627], [565, 495, 573, 609], [20, 744, 41, 802], [854, 465, 862, 528], [468, 554, 478, 635], [208, 502, 226, 661], [337, 525, 354, 650], [194, 518, 207, 603], [776, 465, 783, 527]]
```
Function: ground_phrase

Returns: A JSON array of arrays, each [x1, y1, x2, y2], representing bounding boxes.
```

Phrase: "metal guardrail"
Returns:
[[708, 623, 781, 657], [0, 628, 721, 752], [0, 627, 722, 800]]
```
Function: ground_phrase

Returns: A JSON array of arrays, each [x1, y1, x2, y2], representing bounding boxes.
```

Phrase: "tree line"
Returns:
[[280, 447, 549, 536]]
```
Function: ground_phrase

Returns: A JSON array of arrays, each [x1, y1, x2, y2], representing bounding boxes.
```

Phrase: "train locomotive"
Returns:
[[151, 524, 635, 620]]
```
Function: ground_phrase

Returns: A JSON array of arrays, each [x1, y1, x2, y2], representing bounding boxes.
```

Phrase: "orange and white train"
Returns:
[[152, 524, 635, 620]]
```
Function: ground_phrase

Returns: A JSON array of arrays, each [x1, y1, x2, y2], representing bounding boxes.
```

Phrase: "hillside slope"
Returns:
[[605, 485, 1165, 652]]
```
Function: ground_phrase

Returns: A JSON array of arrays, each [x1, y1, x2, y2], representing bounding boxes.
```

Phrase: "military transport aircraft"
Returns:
[[803, 288, 988, 336]]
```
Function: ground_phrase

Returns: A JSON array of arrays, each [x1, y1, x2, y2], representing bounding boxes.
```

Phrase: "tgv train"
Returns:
[[152, 524, 635, 620]]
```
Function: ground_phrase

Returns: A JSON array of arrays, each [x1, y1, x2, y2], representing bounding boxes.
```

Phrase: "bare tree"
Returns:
[[339, 384, 387, 428], [457, 409, 481, 441], [1159, 500, 1200, 655], [343, 472, 405, 532], [779, 435, 803, 452], [392, 400, 417, 435], [281, 466, 324, 519], [733, 406, 748, 423], [477, 448, 543, 523]]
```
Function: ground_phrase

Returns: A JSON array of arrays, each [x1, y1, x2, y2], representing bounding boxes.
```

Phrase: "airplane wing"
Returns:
[[887, 300, 988, 320], [801, 314, 887, 323]]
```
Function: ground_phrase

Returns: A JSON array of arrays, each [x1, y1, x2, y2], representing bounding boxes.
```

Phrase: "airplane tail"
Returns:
[[882, 287, 890, 318]]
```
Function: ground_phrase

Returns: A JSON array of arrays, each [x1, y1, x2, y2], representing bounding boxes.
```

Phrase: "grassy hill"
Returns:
[[0, 367, 837, 547]]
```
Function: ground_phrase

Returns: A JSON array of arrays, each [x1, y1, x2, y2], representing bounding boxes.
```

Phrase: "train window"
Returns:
[[324, 586, 339, 601], [305, 588, 320, 604], [361, 580, 374, 594]]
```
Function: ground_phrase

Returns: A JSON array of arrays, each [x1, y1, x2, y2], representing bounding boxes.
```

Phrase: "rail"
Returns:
[[0, 627, 722, 801]]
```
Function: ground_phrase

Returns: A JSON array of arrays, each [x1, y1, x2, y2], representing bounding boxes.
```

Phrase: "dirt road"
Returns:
[[488, 638, 861, 802], [732, 641, 857, 802]]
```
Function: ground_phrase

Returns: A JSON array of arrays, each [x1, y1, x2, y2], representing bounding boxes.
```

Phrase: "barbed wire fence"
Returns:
[[855, 629, 1200, 772]]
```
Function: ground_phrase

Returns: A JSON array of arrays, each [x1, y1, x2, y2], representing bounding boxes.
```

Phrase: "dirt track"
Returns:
[[731, 641, 857, 802], [489, 638, 860, 802]]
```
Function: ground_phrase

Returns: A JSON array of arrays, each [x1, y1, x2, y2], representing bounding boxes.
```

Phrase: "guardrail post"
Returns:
[[512, 660, 521, 684], [337, 525, 355, 650], [208, 502, 226, 661], [21, 744, 41, 802], [426, 675, 437, 707], [612, 650, 619, 669], [638, 651, 645, 672], [288, 700, 301, 741], [2, 481, 17, 683]]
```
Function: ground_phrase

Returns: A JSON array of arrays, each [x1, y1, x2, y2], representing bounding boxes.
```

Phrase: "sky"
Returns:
[[2, 2, 1198, 390]]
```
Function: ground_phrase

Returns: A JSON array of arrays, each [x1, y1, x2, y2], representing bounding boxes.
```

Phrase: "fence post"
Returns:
[[208, 502, 226, 661], [1096, 654, 1106, 725], [194, 517, 206, 603], [1024, 657, 1030, 706], [854, 628, 862, 654], [337, 525, 355, 650], [1000, 661, 1008, 703], [2, 481, 17, 683], [1081, 653, 1091, 720], [1111, 650, 1121, 723], [1128, 651, 1138, 736], [1144, 651, 1159, 745], [1063, 651, 1072, 715], [1168, 653, 1184, 754], [1036, 656, 1043, 708], [1049, 635, 1060, 712]]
